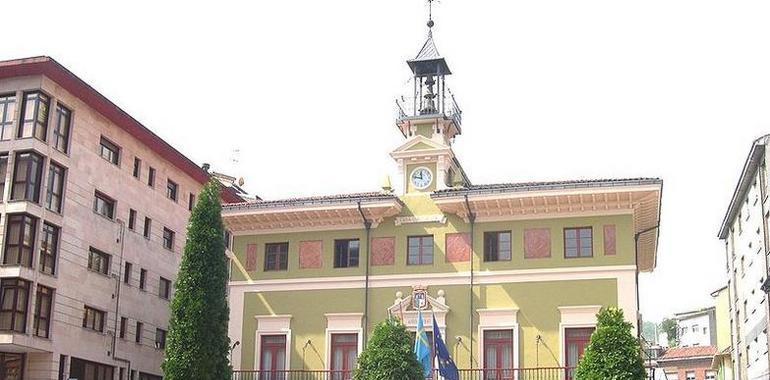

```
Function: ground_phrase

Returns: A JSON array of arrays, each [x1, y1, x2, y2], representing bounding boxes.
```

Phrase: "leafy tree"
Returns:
[[162, 180, 231, 380], [640, 320, 657, 345], [354, 319, 424, 380], [660, 318, 679, 347], [574, 307, 646, 380]]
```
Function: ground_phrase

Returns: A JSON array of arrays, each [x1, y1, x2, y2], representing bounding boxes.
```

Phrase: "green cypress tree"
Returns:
[[354, 319, 424, 380], [574, 307, 646, 380], [162, 180, 231, 380]]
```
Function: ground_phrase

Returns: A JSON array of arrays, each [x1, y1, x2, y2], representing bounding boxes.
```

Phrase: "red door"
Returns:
[[260, 335, 287, 380], [331, 334, 358, 380], [483, 330, 514, 380], [565, 328, 594, 380]]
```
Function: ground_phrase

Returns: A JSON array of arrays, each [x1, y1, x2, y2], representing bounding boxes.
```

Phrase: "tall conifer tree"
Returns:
[[162, 180, 231, 380]]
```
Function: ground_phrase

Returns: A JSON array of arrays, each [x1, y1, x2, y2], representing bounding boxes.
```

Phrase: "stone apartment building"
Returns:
[[718, 135, 770, 380], [0, 57, 244, 380]]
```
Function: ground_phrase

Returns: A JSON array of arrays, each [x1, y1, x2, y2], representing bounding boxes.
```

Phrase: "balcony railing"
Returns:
[[233, 367, 574, 380], [395, 92, 463, 128]]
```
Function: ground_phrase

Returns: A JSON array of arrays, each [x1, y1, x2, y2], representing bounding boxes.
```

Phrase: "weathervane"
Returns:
[[427, 0, 436, 29]]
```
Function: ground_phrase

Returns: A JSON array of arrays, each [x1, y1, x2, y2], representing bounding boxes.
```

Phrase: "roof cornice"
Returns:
[[718, 135, 770, 239]]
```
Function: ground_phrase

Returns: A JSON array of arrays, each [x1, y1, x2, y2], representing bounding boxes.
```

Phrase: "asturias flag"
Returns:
[[433, 313, 459, 380], [414, 310, 432, 377]]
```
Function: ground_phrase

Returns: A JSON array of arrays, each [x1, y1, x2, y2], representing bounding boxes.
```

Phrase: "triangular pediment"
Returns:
[[391, 135, 449, 155]]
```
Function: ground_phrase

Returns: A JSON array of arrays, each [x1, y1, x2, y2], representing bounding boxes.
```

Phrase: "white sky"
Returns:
[[5, 0, 770, 322]]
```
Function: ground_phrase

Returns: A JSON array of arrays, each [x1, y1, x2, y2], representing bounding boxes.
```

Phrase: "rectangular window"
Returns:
[[407, 235, 434, 265], [704, 370, 716, 380], [18, 91, 50, 140], [135, 321, 143, 343], [264, 242, 289, 271], [88, 247, 111, 275], [188, 193, 195, 211], [99, 136, 120, 165], [33, 285, 53, 338], [143, 217, 152, 239], [93, 191, 115, 219], [139, 269, 147, 290], [334, 239, 360, 268], [119, 317, 127, 339], [162, 227, 175, 250], [39, 222, 60, 275], [147, 167, 156, 187], [11, 151, 44, 202], [166, 179, 178, 201], [82, 305, 105, 332], [0, 154, 8, 200], [483, 330, 514, 377], [685, 372, 695, 380], [0, 94, 16, 141], [331, 333, 358, 378], [565, 327, 595, 379], [564, 227, 593, 258], [4, 213, 37, 267], [124, 262, 132, 284], [128, 209, 137, 230], [260, 335, 287, 373], [133, 157, 141, 178], [224, 230, 232, 249], [159, 277, 171, 300], [0, 278, 30, 333], [45, 161, 66, 213], [70, 357, 114, 380], [484, 231, 512, 262], [52, 103, 71, 153], [155, 328, 167, 349]]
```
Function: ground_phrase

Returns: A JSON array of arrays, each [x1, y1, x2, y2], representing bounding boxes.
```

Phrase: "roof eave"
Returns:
[[718, 136, 769, 239]]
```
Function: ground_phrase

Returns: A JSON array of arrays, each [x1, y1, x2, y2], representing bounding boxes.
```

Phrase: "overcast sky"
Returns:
[[5, 0, 770, 322]]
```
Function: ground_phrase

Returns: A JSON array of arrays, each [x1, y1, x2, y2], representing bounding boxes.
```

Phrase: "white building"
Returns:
[[675, 307, 717, 348]]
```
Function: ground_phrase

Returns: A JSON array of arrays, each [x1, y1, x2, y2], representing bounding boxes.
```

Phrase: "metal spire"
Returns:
[[427, 0, 435, 29]]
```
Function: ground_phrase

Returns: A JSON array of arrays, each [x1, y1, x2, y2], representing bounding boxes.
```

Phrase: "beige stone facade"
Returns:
[[0, 57, 242, 380]]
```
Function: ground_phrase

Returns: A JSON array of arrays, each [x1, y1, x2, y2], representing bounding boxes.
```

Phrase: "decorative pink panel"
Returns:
[[445, 233, 470, 263], [371, 237, 395, 266], [299, 240, 323, 269], [524, 228, 551, 259], [604, 225, 617, 256], [245, 244, 258, 271]]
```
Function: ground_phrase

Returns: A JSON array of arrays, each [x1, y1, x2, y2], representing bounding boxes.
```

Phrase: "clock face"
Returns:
[[410, 167, 433, 190]]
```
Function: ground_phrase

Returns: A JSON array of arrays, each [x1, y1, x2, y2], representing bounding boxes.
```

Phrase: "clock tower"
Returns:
[[391, 1, 469, 194]]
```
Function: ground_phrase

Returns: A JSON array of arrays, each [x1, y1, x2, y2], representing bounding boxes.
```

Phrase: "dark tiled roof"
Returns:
[[431, 178, 662, 198], [222, 192, 400, 212], [659, 346, 717, 361]]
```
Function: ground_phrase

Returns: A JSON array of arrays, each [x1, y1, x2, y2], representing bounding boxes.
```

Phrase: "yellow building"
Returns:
[[712, 286, 735, 380], [224, 11, 663, 380]]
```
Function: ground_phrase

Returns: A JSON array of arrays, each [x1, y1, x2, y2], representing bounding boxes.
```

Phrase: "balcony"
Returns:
[[233, 367, 574, 380], [395, 92, 463, 128]]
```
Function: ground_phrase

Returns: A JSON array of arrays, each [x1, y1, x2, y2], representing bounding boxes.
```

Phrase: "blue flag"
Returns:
[[432, 314, 459, 380], [414, 310, 432, 377]]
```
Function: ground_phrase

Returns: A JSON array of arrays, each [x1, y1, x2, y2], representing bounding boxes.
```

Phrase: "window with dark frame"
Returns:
[[565, 327, 595, 380], [264, 242, 289, 271], [39, 222, 60, 275], [564, 227, 593, 258], [52, 103, 71, 153], [139, 269, 147, 290], [162, 227, 175, 250], [69, 357, 114, 380], [260, 335, 287, 374], [407, 235, 434, 265], [159, 277, 171, 300], [45, 162, 66, 213], [3, 213, 38, 267], [11, 151, 44, 202], [166, 179, 178, 201], [0, 154, 7, 200], [0, 278, 30, 333], [334, 239, 360, 268], [123, 262, 132, 284], [83, 305, 105, 332], [483, 329, 514, 376], [18, 91, 50, 141], [484, 231, 512, 262], [188, 192, 195, 211], [135, 321, 143, 343], [93, 191, 115, 219], [0, 94, 16, 141], [119, 317, 127, 339], [99, 136, 120, 165], [143, 217, 151, 239], [133, 157, 141, 178], [33, 285, 53, 338], [330, 333, 358, 378], [147, 167, 156, 187], [87, 247, 110, 275], [224, 230, 232, 249], [155, 328, 167, 349], [128, 209, 136, 230]]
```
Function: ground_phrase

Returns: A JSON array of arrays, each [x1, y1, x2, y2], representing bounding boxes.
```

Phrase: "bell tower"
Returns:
[[391, 0, 469, 194]]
